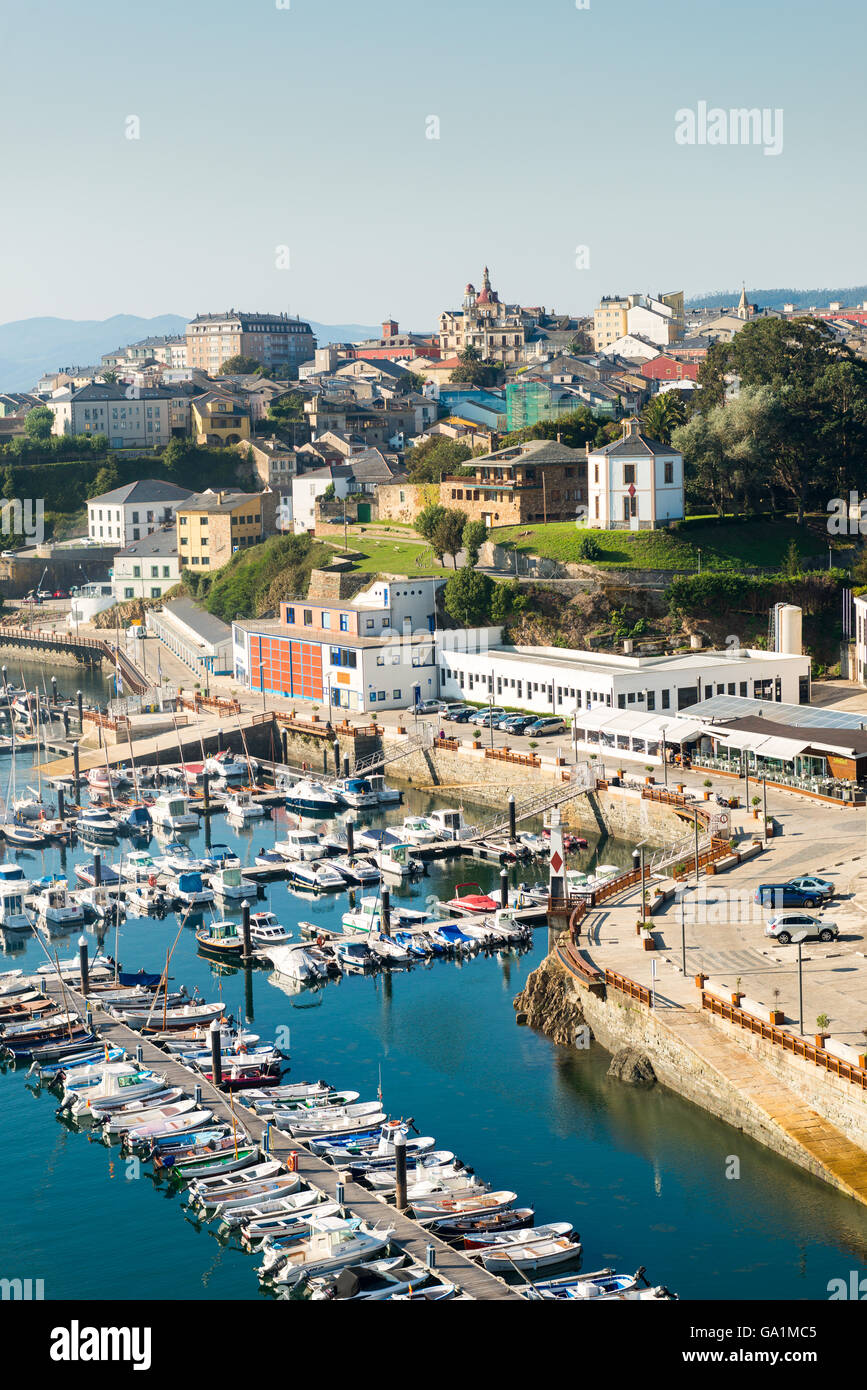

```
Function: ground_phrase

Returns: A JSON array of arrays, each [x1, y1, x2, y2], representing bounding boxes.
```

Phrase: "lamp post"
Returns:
[[762, 775, 768, 840], [792, 929, 809, 1035], [697, 547, 702, 574], [660, 723, 668, 787], [680, 884, 690, 975]]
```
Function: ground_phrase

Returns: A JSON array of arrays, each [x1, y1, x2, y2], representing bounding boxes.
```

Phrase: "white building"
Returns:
[[48, 383, 176, 447], [437, 638, 811, 723], [112, 526, 181, 603], [291, 465, 353, 534], [87, 479, 193, 547], [598, 334, 660, 361], [626, 300, 676, 346], [586, 416, 684, 529], [854, 594, 867, 684]]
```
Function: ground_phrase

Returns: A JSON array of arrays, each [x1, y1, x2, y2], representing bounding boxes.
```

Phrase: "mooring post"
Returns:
[[241, 900, 252, 962], [343, 753, 350, 779], [346, 818, 355, 860], [333, 739, 340, 776], [336, 1179, 345, 1206], [381, 886, 391, 937], [202, 771, 210, 816], [394, 1130, 408, 1212], [281, 730, 288, 764], [93, 850, 101, 887], [78, 934, 89, 996], [62, 708, 69, 738], [322, 748, 328, 775], [508, 793, 516, 844], [426, 1243, 437, 1270], [76, 690, 83, 726], [58, 786, 65, 824], [209, 1017, 223, 1087], [500, 866, 509, 909], [72, 741, 80, 802]]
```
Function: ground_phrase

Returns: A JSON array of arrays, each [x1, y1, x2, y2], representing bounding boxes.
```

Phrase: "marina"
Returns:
[[2, 662, 867, 1300]]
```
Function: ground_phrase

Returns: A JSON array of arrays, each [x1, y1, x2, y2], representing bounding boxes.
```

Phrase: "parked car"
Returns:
[[52, 588, 69, 599], [754, 883, 824, 909], [444, 706, 475, 723], [36, 589, 53, 600], [500, 714, 537, 734], [413, 699, 445, 715], [524, 717, 567, 737], [764, 912, 838, 945], [787, 875, 835, 899], [470, 708, 505, 725]]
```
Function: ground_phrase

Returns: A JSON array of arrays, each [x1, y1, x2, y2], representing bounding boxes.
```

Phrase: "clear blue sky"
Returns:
[[1, 0, 864, 327]]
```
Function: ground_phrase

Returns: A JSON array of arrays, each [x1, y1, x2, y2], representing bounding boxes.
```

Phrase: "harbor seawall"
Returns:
[[516, 952, 867, 1202]]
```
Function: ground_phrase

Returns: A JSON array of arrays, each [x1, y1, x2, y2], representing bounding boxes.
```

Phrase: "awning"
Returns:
[[753, 735, 810, 760]]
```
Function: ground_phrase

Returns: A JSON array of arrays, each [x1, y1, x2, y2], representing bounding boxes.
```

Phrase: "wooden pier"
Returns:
[[45, 977, 523, 1300]]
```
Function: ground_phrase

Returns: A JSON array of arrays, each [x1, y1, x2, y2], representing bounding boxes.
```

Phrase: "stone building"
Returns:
[[440, 438, 586, 526], [438, 267, 527, 364]]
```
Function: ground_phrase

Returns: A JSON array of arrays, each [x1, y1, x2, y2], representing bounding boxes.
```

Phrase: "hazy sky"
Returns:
[[1, 0, 864, 327]]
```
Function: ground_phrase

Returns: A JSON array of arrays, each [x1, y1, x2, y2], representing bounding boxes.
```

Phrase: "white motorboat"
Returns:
[[283, 779, 341, 817], [205, 751, 252, 781], [0, 881, 32, 933], [364, 774, 401, 806], [197, 1173, 302, 1216], [332, 777, 378, 810], [285, 858, 345, 892], [475, 1234, 581, 1274], [265, 1223, 394, 1287], [274, 829, 326, 862], [329, 854, 380, 885], [425, 808, 478, 842], [86, 767, 127, 793], [372, 843, 421, 878], [258, 943, 327, 983], [248, 911, 291, 945], [151, 792, 199, 831], [367, 934, 414, 966], [225, 789, 266, 821], [341, 897, 433, 936], [283, 1105, 386, 1140], [32, 882, 86, 927], [65, 1065, 169, 1116], [190, 1159, 283, 1199], [172, 872, 215, 907], [122, 850, 159, 883], [101, 1096, 200, 1135], [398, 816, 440, 845], [410, 1190, 518, 1220], [113, 1001, 226, 1031], [76, 806, 119, 840], [210, 867, 257, 901], [76, 884, 125, 921], [122, 1109, 216, 1146]]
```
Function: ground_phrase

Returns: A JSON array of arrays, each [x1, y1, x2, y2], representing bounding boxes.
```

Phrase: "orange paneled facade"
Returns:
[[249, 634, 324, 701]]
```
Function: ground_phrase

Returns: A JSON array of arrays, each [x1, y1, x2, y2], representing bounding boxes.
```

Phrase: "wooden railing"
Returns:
[[605, 968, 652, 1007], [483, 748, 541, 767], [555, 939, 603, 987], [701, 992, 867, 1091]]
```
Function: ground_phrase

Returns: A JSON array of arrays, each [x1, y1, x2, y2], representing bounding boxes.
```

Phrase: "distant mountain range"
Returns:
[[687, 287, 867, 312], [0, 314, 382, 393]]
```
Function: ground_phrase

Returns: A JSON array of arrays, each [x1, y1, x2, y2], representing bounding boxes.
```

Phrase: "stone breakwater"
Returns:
[[514, 951, 867, 1204]]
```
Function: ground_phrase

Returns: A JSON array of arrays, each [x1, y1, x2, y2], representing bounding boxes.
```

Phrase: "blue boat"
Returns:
[[118, 970, 163, 990], [433, 922, 474, 952], [119, 804, 152, 835]]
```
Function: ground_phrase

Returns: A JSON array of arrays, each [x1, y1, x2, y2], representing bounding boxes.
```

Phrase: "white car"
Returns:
[[764, 912, 838, 945]]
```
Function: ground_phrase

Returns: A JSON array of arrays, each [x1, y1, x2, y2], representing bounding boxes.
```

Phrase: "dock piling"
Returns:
[[209, 1017, 223, 1087], [381, 886, 391, 937], [241, 901, 252, 962], [92, 850, 101, 887], [346, 819, 355, 860], [508, 793, 516, 843], [333, 739, 340, 776], [78, 935, 89, 996], [500, 867, 509, 908], [394, 1131, 408, 1212]]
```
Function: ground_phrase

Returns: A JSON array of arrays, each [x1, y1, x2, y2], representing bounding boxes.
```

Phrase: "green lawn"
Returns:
[[492, 516, 840, 572], [325, 538, 451, 577]]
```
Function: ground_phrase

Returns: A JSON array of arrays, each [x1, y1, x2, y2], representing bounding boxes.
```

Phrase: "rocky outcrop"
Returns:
[[513, 955, 585, 1047], [607, 1047, 657, 1086]]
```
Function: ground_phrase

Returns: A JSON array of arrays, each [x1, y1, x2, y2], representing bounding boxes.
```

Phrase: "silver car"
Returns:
[[764, 912, 838, 945]]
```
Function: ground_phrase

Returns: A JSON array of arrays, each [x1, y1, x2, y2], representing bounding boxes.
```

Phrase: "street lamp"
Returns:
[[679, 882, 693, 975], [697, 548, 702, 574], [792, 929, 809, 1034], [660, 723, 668, 787]]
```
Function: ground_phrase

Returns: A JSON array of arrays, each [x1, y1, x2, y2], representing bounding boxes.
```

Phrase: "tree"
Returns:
[[450, 346, 501, 389], [462, 519, 487, 567], [100, 370, 119, 386], [220, 355, 262, 376], [490, 578, 521, 624], [415, 503, 447, 546], [642, 392, 687, 444], [24, 406, 55, 443], [443, 566, 494, 626], [266, 390, 305, 425], [406, 435, 473, 483], [431, 508, 467, 568], [87, 461, 120, 500]]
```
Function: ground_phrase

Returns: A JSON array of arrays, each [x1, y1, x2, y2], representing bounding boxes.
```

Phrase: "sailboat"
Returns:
[[11, 687, 51, 822], [0, 716, 47, 843]]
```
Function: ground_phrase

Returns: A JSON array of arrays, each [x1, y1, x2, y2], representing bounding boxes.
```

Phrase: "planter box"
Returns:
[[695, 973, 708, 988], [641, 935, 655, 951], [769, 1010, 784, 1025], [706, 863, 717, 876]]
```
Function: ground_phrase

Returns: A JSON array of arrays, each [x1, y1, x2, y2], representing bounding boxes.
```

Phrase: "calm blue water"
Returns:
[[2, 689, 867, 1302]]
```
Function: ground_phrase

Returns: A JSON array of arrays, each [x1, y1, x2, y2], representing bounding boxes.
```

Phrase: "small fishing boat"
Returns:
[[32, 882, 86, 927], [122, 1109, 215, 1147], [73, 860, 122, 888], [274, 828, 326, 862], [204, 844, 241, 870], [432, 922, 475, 953], [64, 1065, 169, 1116], [101, 1096, 200, 1135], [120, 1001, 226, 1031], [257, 943, 327, 984], [473, 1233, 581, 1273], [410, 1189, 517, 1220], [122, 850, 159, 883], [372, 843, 421, 878], [150, 792, 199, 831], [463, 1220, 574, 1250], [204, 751, 252, 781], [240, 1197, 341, 1246], [196, 1173, 302, 1216], [254, 849, 285, 869], [398, 816, 440, 846], [332, 777, 378, 810], [248, 1088, 359, 1117], [523, 1268, 672, 1301], [335, 940, 375, 973], [264, 1223, 394, 1287], [364, 774, 401, 805], [156, 842, 211, 875], [430, 1207, 536, 1244], [367, 934, 414, 967], [311, 1256, 437, 1303], [174, 871, 215, 907], [86, 767, 126, 793], [285, 858, 345, 892], [209, 867, 258, 900], [76, 806, 119, 841], [446, 883, 501, 916], [282, 1103, 387, 1140], [190, 1159, 283, 1198], [195, 919, 245, 959], [329, 854, 380, 885], [225, 788, 265, 820], [1, 822, 47, 848], [159, 1146, 260, 1180], [118, 804, 152, 836]]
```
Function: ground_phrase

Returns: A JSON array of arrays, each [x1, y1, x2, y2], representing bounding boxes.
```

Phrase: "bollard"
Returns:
[[336, 1179, 345, 1206], [135, 1044, 143, 1063], [632, 848, 640, 873], [500, 867, 509, 909], [40, 975, 47, 995], [209, 1017, 223, 1087], [263, 1122, 271, 1155], [76, 690, 83, 725], [72, 741, 80, 801], [194, 1084, 202, 1105], [78, 934, 89, 995], [394, 1131, 408, 1212], [381, 886, 391, 937], [346, 819, 355, 860], [51, 676, 57, 704], [93, 850, 101, 887], [426, 1243, 437, 1270], [62, 707, 69, 737], [508, 793, 516, 843], [333, 739, 340, 777], [241, 901, 252, 961]]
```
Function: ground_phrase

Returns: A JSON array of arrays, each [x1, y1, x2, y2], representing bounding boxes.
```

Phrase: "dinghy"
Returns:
[[264, 1223, 394, 1287], [411, 1189, 517, 1220], [473, 1233, 582, 1273]]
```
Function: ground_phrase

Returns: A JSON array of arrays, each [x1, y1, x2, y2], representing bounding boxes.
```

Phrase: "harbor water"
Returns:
[[2, 674, 867, 1301]]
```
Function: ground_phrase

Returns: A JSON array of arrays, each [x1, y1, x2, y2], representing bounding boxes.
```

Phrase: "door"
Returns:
[[357, 502, 371, 523]]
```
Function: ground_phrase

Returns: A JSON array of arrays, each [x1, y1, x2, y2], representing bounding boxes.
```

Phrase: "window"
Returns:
[[661, 689, 670, 709], [303, 609, 312, 625], [150, 566, 158, 578], [740, 681, 748, 697], [339, 614, 349, 632], [393, 689, 401, 700], [664, 461, 674, 485], [624, 464, 635, 485], [646, 691, 655, 710], [132, 565, 141, 578], [321, 612, 331, 629], [124, 587, 134, 599], [162, 566, 170, 578], [286, 607, 295, 624]]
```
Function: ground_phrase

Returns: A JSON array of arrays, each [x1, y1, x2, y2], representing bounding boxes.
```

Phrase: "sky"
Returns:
[[1, 0, 865, 329]]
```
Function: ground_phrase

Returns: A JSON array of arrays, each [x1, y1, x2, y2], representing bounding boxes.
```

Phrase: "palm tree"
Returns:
[[642, 391, 688, 444]]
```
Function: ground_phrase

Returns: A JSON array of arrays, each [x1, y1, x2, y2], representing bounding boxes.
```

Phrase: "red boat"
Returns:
[[446, 882, 500, 915]]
